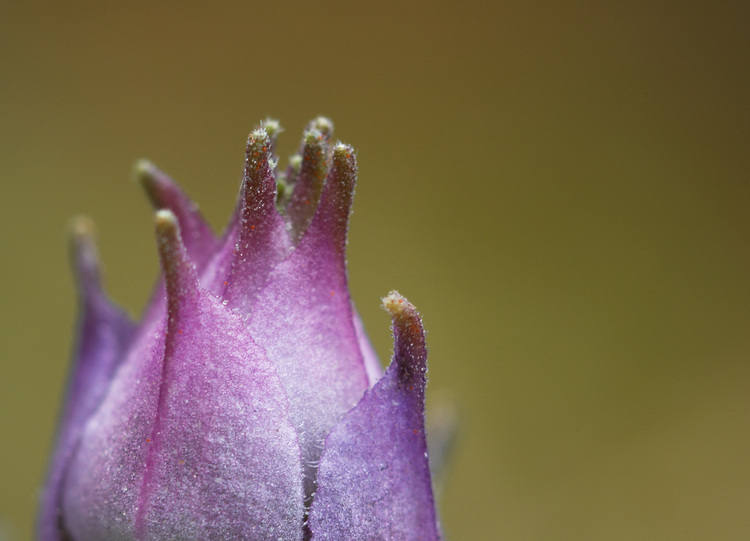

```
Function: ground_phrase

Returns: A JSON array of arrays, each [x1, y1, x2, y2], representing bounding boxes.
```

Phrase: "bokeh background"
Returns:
[[2, 1, 749, 539]]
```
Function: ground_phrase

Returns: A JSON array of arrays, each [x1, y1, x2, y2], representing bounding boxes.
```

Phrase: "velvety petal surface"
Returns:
[[309, 292, 440, 541], [134, 160, 219, 270], [38, 219, 136, 541], [132, 159, 222, 342], [285, 126, 331, 243], [44, 120, 445, 541], [62, 212, 304, 541], [222, 129, 292, 310], [246, 144, 369, 499]]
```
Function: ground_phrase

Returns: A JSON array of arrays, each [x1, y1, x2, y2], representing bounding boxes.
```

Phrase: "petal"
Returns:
[[222, 129, 292, 311], [38, 219, 135, 541], [62, 211, 304, 541], [135, 125, 282, 301], [134, 159, 231, 332], [285, 119, 334, 243], [134, 159, 219, 270], [247, 144, 369, 500], [309, 292, 441, 541]]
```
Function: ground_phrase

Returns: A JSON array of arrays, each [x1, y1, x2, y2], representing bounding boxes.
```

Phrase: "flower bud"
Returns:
[[39, 120, 441, 540]]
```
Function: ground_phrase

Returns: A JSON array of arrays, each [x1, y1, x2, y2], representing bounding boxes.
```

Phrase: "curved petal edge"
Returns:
[[309, 291, 441, 541]]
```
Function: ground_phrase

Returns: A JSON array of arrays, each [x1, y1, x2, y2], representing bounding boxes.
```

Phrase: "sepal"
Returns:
[[309, 292, 440, 540], [61, 212, 305, 540], [38, 219, 135, 541]]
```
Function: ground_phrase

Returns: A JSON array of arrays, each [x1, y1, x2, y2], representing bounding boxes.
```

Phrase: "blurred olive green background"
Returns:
[[2, 1, 749, 539]]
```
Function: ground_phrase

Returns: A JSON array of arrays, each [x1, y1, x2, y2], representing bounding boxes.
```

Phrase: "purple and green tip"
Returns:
[[39, 119, 442, 540]]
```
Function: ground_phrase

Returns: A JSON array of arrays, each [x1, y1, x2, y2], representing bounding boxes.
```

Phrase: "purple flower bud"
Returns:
[[39, 120, 441, 540]]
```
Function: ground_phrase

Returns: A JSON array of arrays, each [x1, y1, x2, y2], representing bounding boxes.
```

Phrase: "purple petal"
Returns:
[[197, 217, 239, 295], [222, 129, 292, 311], [134, 160, 219, 270], [309, 292, 441, 541], [38, 219, 135, 541], [247, 144, 369, 500], [134, 159, 226, 335], [285, 121, 333, 243], [62, 211, 304, 541]]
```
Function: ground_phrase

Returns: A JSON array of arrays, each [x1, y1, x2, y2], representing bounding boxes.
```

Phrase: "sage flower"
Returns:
[[39, 119, 441, 540]]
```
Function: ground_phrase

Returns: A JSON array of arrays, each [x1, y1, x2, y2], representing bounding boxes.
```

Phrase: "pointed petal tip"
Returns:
[[309, 116, 334, 140], [286, 129, 331, 240], [291, 141, 357, 253], [154, 208, 178, 231], [260, 117, 282, 138], [70, 214, 96, 245], [247, 127, 271, 149], [223, 123, 290, 310], [259, 119, 283, 159], [382, 290, 421, 325], [303, 128, 325, 147], [309, 289, 438, 540], [329, 143, 357, 200], [132, 157, 156, 180], [333, 141, 355, 159], [135, 160, 219, 270], [69, 215, 101, 291], [238, 127, 282, 226], [133, 159, 165, 207], [382, 291, 428, 388], [154, 209, 182, 275], [245, 129, 274, 177], [332, 143, 357, 183], [154, 209, 199, 316], [289, 154, 303, 170]]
